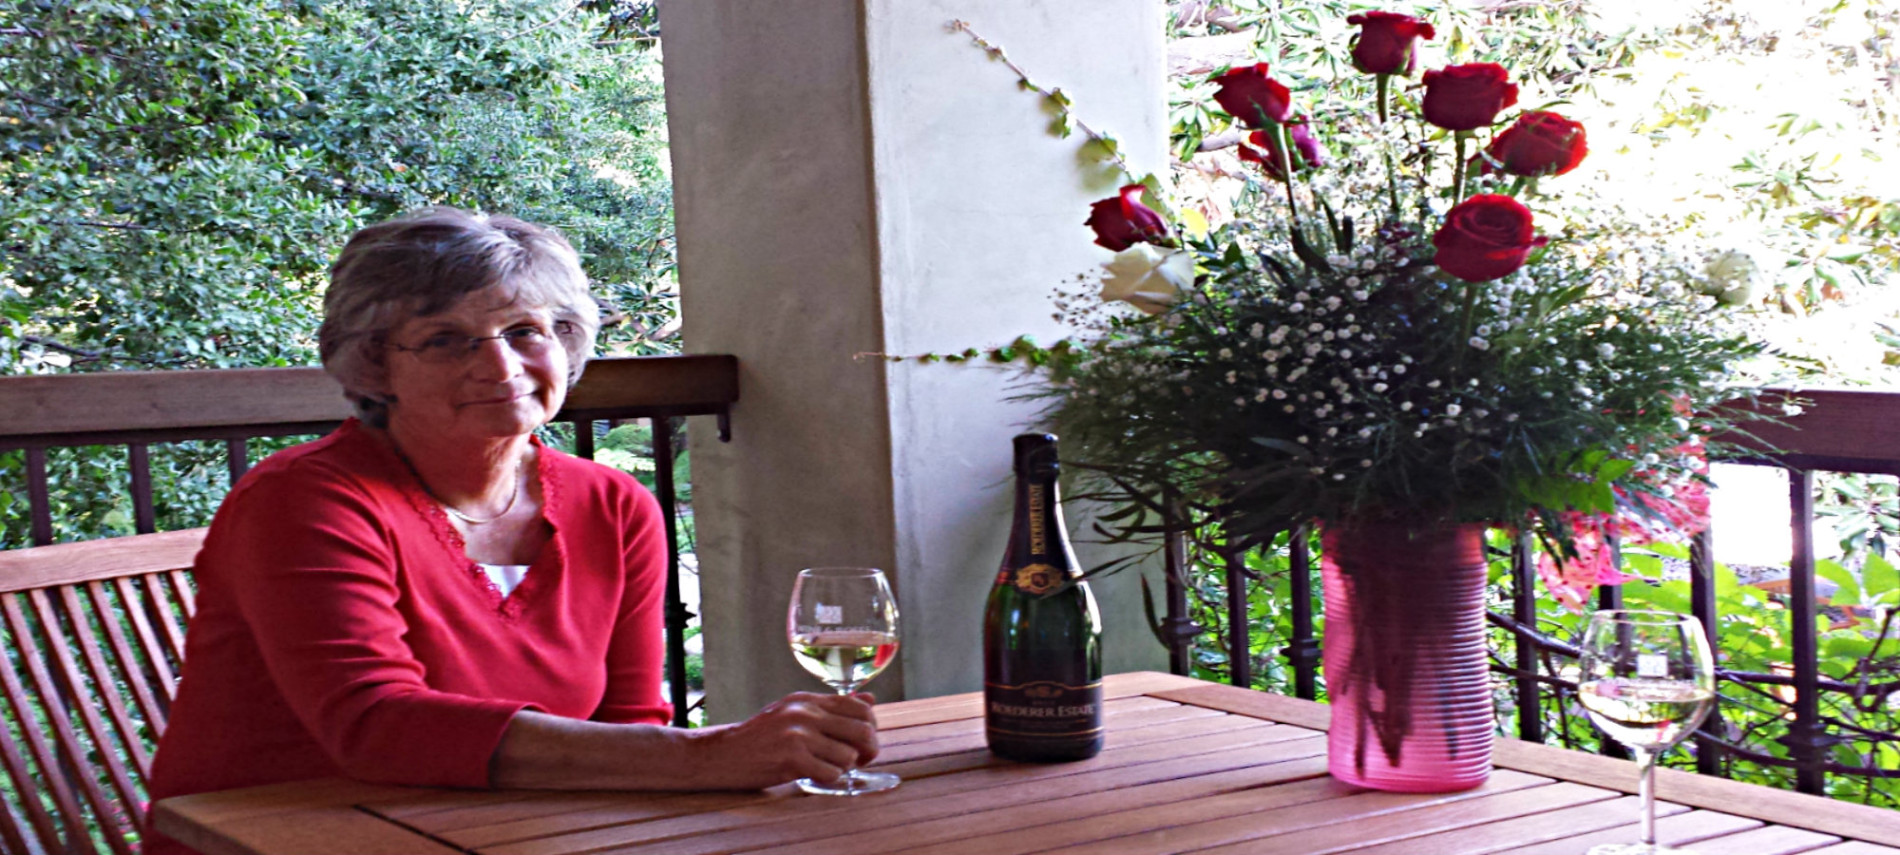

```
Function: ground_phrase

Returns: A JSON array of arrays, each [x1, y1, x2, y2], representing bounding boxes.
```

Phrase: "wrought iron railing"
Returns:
[[1162, 388, 1900, 800], [0, 355, 737, 726]]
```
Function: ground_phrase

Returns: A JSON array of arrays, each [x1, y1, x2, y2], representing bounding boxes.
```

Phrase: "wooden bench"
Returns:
[[0, 528, 203, 855]]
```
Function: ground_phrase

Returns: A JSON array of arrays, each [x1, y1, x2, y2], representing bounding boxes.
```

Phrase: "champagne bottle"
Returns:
[[984, 433, 1104, 762]]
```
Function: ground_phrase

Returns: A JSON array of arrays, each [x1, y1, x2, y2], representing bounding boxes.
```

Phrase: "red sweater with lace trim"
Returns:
[[144, 420, 671, 855]]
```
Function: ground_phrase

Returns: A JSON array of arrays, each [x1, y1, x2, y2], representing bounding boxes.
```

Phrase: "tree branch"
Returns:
[[501, 1, 584, 42], [38, 219, 167, 232], [21, 336, 105, 361]]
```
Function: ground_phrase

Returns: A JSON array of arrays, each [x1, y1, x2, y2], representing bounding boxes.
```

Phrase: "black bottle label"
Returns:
[[983, 680, 1104, 739]]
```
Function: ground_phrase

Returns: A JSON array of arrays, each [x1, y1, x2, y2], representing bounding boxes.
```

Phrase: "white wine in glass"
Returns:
[[1576, 609, 1717, 855], [786, 567, 900, 796]]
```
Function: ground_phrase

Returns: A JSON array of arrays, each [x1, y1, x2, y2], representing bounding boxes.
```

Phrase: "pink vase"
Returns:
[[1320, 521, 1494, 792]]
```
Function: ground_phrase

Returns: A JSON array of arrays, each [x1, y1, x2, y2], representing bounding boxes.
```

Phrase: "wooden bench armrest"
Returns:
[[0, 528, 206, 593]]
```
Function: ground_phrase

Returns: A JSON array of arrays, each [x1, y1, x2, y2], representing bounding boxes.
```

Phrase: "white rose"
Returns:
[[1702, 249, 1763, 306], [1099, 245, 1193, 315]]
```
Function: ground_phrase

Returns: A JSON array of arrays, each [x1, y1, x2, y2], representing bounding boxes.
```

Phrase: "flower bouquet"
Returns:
[[1023, 11, 1764, 790]]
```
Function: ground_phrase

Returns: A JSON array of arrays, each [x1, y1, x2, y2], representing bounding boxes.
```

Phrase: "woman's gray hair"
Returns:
[[318, 207, 601, 427]]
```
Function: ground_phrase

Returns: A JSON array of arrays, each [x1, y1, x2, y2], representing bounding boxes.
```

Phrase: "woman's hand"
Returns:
[[682, 691, 880, 790]]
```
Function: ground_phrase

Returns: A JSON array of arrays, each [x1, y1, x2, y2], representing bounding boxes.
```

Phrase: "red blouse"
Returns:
[[144, 420, 671, 854]]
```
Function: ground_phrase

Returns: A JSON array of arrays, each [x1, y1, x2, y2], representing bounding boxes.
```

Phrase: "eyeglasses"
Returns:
[[388, 321, 575, 365]]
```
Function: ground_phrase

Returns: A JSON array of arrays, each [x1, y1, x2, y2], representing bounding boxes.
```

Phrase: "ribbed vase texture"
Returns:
[[1321, 521, 1494, 792]]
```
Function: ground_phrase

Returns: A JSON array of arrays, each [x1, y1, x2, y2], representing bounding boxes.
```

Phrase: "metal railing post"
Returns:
[[1782, 468, 1831, 795], [1512, 532, 1543, 743], [651, 418, 696, 727], [1284, 524, 1320, 700], [1225, 546, 1251, 688], [1689, 527, 1723, 777]]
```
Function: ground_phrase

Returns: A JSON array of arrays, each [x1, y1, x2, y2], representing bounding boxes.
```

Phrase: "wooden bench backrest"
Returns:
[[0, 529, 204, 855]]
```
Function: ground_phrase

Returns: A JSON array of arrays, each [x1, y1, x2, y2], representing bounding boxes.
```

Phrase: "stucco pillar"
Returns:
[[663, 0, 1169, 722]]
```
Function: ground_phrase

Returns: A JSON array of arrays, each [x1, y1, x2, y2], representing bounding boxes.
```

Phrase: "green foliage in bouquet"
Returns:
[[1005, 11, 1768, 600]]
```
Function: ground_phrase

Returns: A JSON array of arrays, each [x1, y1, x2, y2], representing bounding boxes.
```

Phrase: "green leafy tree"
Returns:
[[1, 0, 679, 545]]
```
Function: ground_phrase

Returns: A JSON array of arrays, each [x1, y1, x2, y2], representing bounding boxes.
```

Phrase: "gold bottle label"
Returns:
[[983, 680, 1104, 738], [1012, 563, 1062, 595]]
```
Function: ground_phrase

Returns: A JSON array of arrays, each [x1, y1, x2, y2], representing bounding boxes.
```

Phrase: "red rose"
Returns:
[[1420, 63, 1518, 131], [1237, 123, 1325, 181], [1211, 63, 1291, 129], [1476, 111, 1588, 177], [1085, 184, 1170, 251], [1346, 11, 1435, 77], [1431, 194, 1548, 282]]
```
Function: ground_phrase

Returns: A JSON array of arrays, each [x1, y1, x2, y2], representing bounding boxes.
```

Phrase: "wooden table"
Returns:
[[155, 672, 1900, 855]]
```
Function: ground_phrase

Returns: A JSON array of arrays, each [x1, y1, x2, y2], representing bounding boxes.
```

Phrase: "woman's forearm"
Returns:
[[488, 692, 880, 792], [488, 710, 699, 790]]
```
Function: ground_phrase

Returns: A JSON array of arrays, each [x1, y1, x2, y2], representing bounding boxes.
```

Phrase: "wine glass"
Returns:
[[1576, 609, 1717, 855], [786, 566, 901, 796]]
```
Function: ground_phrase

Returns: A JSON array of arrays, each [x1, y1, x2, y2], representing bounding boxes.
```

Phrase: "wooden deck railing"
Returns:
[[1170, 388, 1900, 800]]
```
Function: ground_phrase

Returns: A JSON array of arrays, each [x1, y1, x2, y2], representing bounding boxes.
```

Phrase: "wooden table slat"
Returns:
[[1805, 843, 1900, 855], [1056, 779, 1573, 855], [1487, 810, 1764, 855], [153, 779, 452, 855], [1187, 781, 1621, 855], [1684, 824, 1845, 855], [1329, 795, 1675, 855]]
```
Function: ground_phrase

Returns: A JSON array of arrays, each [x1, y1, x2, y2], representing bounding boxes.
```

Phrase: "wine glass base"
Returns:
[[795, 770, 900, 797], [1588, 843, 1693, 854]]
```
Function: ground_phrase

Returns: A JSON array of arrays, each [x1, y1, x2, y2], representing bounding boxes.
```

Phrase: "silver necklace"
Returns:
[[391, 438, 524, 526], [440, 474, 521, 525]]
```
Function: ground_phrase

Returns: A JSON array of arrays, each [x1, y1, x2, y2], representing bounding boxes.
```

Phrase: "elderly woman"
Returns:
[[145, 208, 877, 855]]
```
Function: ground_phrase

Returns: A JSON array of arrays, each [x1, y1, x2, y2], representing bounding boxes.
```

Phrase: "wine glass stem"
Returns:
[[1635, 746, 1657, 847], [833, 683, 859, 793]]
